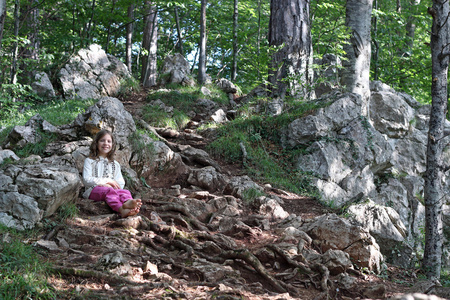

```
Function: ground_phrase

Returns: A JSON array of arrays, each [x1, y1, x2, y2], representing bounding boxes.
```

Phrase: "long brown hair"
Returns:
[[89, 129, 117, 161]]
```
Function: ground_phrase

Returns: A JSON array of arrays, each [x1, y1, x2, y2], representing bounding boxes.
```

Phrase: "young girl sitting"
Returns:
[[82, 129, 142, 218]]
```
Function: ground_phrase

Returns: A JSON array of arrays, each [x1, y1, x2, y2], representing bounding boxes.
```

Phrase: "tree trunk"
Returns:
[[423, 0, 449, 280], [372, 0, 379, 81], [86, 0, 97, 44], [24, 0, 40, 61], [11, 0, 20, 84], [141, 1, 158, 88], [0, 0, 6, 51], [198, 0, 207, 85], [105, 0, 117, 53], [231, 0, 238, 82], [405, 0, 420, 54], [268, 0, 313, 100], [257, 0, 261, 80], [341, 0, 373, 114], [126, 2, 135, 73], [174, 6, 184, 56]]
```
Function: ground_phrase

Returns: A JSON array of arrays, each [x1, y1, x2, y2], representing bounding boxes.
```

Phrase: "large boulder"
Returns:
[[159, 53, 194, 86], [369, 91, 415, 138], [73, 96, 136, 148], [0, 162, 81, 230], [301, 214, 383, 273], [59, 44, 131, 99], [130, 134, 189, 188], [284, 92, 363, 148], [347, 200, 414, 267], [187, 166, 228, 192], [31, 72, 55, 98], [282, 81, 441, 269]]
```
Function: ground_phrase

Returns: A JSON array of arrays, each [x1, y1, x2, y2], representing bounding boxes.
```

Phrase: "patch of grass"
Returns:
[[147, 84, 229, 112], [118, 76, 141, 97], [0, 225, 56, 299], [38, 98, 96, 126], [0, 98, 95, 129], [13, 131, 57, 158], [0, 98, 95, 150], [242, 188, 266, 205], [56, 201, 79, 222], [207, 112, 319, 196]]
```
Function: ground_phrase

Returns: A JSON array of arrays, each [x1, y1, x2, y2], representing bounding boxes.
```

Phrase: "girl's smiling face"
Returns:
[[97, 134, 113, 158]]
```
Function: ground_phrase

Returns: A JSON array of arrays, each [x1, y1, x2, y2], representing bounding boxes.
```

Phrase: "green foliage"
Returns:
[[118, 76, 141, 97], [0, 84, 44, 121], [14, 131, 57, 158], [241, 188, 265, 205], [0, 97, 95, 156], [0, 226, 56, 299], [56, 202, 79, 222], [311, 0, 349, 57], [206, 98, 323, 197], [369, 1, 432, 103], [143, 85, 228, 130]]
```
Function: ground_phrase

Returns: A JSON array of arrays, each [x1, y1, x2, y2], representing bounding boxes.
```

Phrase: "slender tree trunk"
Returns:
[[406, 0, 420, 54], [231, 0, 238, 82], [372, 0, 379, 81], [141, 1, 158, 88], [341, 0, 373, 114], [105, 0, 117, 53], [423, 0, 449, 280], [198, 0, 207, 85], [257, 0, 261, 80], [126, 2, 135, 73], [24, 0, 40, 61], [0, 0, 6, 51], [86, 0, 96, 43], [11, 0, 20, 84], [174, 6, 184, 56], [268, 0, 313, 99]]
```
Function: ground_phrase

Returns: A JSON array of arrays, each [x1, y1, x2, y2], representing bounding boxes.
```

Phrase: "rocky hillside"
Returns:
[[1, 45, 450, 299]]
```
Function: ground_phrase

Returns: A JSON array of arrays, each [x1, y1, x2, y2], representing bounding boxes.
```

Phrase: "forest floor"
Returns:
[[36, 92, 440, 299]]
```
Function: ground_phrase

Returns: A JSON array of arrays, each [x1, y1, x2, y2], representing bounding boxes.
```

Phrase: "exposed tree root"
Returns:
[[156, 203, 209, 231], [51, 266, 154, 287]]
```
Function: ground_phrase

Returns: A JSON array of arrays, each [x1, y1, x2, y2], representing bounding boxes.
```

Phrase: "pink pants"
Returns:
[[89, 186, 132, 212]]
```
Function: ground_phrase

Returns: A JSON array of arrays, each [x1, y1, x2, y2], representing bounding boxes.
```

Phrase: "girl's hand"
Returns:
[[105, 180, 120, 189]]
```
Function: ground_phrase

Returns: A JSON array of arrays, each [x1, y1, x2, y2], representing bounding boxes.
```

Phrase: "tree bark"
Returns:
[[174, 6, 184, 56], [257, 0, 261, 80], [24, 0, 40, 61], [126, 2, 135, 73], [86, 0, 96, 44], [105, 0, 117, 53], [11, 0, 20, 84], [341, 0, 373, 114], [141, 1, 158, 88], [405, 0, 421, 52], [423, 0, 449, 280], [197, 0, 207, 85], [372, 0, 379, 80], [231, 0, 238, 82], [0, 0, 7, 51], [268, 0, 313, 99]]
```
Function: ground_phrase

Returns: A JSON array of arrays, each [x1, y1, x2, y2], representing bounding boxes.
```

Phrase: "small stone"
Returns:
[[362, 284, 386, 299], [34, 239, 61, 252], [144, 261, 158, 274]]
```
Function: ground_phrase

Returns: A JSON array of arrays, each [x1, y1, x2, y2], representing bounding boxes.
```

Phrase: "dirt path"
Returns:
[[39, 95, 420, 299]]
